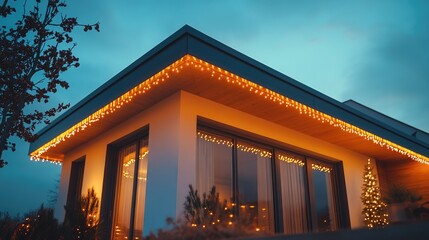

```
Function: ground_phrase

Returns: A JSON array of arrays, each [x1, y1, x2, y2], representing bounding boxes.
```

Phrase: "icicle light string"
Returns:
[[278, 154, 305, 167], [197, 131, 271, 158], [311, 163, 331, 173], [31, 55, 429, 165]]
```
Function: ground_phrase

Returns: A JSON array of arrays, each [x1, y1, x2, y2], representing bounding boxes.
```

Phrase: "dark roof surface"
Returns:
[[29, 25, 429, 158], [344, 100, 429, 145]]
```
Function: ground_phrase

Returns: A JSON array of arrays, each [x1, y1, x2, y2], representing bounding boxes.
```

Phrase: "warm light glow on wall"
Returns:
[[30, 54, 429, 165]]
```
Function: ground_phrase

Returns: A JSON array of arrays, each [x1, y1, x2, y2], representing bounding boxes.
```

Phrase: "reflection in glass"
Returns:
[[237, 141, 274, 232], [196, 131, 233, 204], [112, 138, 149, 240], [278, 152, 308, 234], [113, 143, 136, 239], [133, 139, 149, 239], [311, 163, 337, 232]]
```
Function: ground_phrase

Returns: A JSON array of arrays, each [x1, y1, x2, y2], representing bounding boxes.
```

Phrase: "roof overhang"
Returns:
[[29, 25, 429, 165]]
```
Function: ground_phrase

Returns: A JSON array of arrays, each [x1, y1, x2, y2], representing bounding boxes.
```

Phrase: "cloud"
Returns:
[[343, 1, 429, 132]]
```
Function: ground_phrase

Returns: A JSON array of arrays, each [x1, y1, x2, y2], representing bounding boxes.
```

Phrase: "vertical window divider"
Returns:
[[272, 148, 283, 233], [128, 140, 141, 239], [196, 122, 348, 234], [232, 136, 239, 217], [333, 162, 351, 229], [304, 157, 315, 231]]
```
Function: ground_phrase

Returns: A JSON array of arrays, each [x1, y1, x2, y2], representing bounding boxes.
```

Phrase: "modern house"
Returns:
[[29, 26, 429, 239]]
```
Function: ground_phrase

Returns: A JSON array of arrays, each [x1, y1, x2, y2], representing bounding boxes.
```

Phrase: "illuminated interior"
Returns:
[[30, 54, 429, 165]]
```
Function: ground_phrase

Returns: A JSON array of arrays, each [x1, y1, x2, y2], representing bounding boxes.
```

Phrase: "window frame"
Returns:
[[197, 122, 350, 233], [65, 156, 85, 222], [99, 126, 149, 240]]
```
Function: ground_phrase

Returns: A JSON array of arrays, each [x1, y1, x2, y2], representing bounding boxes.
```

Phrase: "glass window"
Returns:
[[308, 160, 337, 232], [277, 151, 308, 234], [112, 138, 148, 240], [65, 158, 85, 220], [196, 126, 346, 234], [196, 131, 233, 205], [237, 140, 274, 232]]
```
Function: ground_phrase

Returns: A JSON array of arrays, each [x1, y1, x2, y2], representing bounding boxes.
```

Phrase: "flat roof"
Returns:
[[29, 25, 429, 163]]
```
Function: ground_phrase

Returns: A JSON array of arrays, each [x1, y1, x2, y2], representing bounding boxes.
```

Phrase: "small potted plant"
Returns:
[[385, 184, 422, 223]]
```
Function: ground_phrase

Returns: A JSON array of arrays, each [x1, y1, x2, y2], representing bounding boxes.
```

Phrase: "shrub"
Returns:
[[0, 212, 20, 240], [63, 187, 99, 240], [11, 205, 60, 240], [145, 185, 269, 239]]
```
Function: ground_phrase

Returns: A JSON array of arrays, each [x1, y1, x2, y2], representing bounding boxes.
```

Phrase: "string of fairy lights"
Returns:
[[311, 163, 331, 173], [30, 54, 429, 166], [197, 131, 272, 158], [122, 150, 149, 180], [197, 131, 233, 147], [277, 154, 305, 167], [198, 131, 330, 172]]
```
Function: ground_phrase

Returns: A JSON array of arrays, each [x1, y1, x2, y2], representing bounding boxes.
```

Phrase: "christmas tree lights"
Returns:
[[361, 159, 389, 229]]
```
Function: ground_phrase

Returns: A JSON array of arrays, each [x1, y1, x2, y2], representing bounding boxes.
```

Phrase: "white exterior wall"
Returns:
[[56, 90, 368, 235], [56, 92, 185, 233], [178, 91, 368, 229]]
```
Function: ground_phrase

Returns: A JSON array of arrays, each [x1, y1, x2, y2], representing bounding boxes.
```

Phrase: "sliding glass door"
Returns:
[[112, 138, 149, 240], [307, 159, 338, 232], [196, 131, 274, 232], [237, 140, 274, 232], [277, 151, 308, 234], [196, 126, 347, 234], [196, 131, 233, 205]]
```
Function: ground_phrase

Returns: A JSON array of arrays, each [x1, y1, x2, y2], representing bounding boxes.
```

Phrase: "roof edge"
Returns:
[[33, 25, 196, 141], [29, 25, 429, 158]]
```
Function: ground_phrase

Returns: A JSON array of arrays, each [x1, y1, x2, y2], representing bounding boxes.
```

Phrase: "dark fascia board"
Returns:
[[344, 99, 429, 136], [29, 26, 191, 154], [29, 25, 429, 158], [182, 27, 429, 157]]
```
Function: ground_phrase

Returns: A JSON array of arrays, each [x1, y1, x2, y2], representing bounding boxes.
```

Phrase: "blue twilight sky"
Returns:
[[1, 0, 428, 217]]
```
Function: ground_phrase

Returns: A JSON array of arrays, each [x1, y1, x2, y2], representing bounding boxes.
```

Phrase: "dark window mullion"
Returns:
[[272, 149, 283, 233], [305, 157, 316, 231], [332, 163, 350, 229], [128, 140, 141, 239], [232, 136, 239, 216], [65, 158, 85, 223]]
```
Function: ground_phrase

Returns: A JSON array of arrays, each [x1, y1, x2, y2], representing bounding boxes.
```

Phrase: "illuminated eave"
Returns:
[[29, 54, 429, 165]]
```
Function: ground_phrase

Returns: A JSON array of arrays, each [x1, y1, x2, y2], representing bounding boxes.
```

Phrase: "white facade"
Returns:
[[57, 91, 372, 235]]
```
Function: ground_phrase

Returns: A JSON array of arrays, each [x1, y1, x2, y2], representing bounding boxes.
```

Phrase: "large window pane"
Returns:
[[310, 162, 337, 232], [277, 152, 308, 234], [113, 143, 136, 239], [65, 158, 85, 224], [112, 138, 149, 240], [196, 131, 233, 203], [195, 127, 345, 234], [133, 138, 149, 239], [237, 141, 274, 232]]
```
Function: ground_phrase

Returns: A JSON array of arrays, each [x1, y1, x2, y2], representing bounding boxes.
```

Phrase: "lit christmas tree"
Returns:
[[361, 159, 389, 229]]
